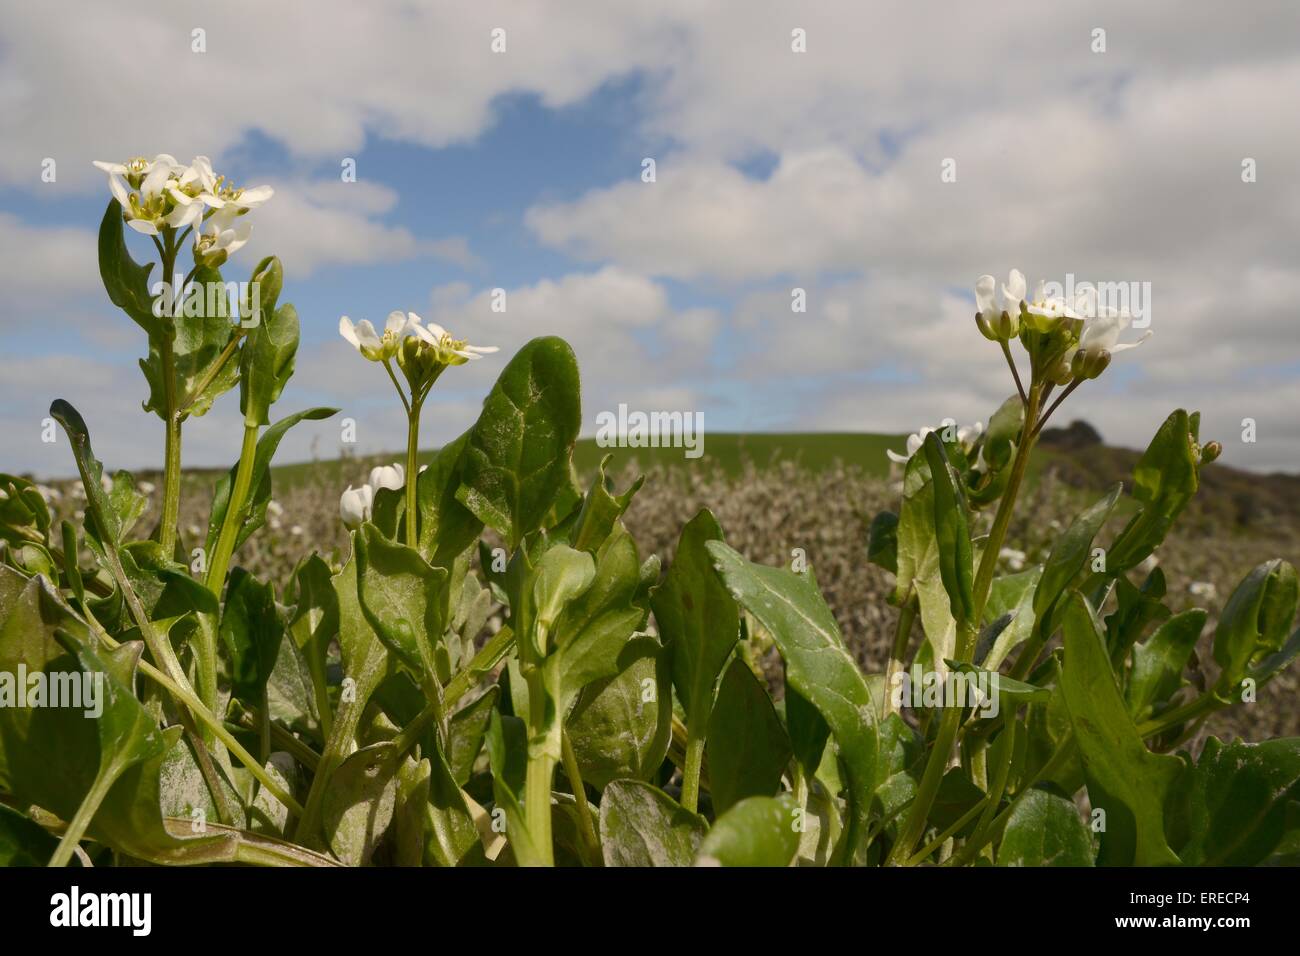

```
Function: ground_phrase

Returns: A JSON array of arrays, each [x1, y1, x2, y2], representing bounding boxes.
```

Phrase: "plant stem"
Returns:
[[1000, 340, 1028, 406], [405, 406, 420, 547], [206, 422, 260, 596], [882, 598, 917, 719], [524, 750, 557, 866], [561, 729, 601, 865], [680, 717, 707, 814], [47, 765, 121, 867], [971, 381, 1043, 624], [158, 231, 182, 551], [890, 382, 1045, 865], [94, 629, 303, 815]]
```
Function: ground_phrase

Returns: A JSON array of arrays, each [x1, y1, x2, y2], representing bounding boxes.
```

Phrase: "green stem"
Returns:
[[95, 630, 303, 816], [524, 750, 557, 866], [882, 598, 918, 719], [561, 729, 601, 865], [970, 381, 1043, 625], [680, 717, 707, 814], [158, 232, 182, 551], [205, 422, 260, 595], [405, 406, 420, 547], [887, 694, 963, 864], [193, 614, 220, 746], [48, 765, 121, 867]]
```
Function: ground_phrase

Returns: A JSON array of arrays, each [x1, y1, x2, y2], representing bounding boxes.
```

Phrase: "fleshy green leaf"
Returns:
[[1127, 609, 1207, 720], [921, 432, 974, 623], [354, 523, 448, 678], [996, 788, 1094, 866], [1213, 560, 1299, 697], [456, 336, 582, 549], [706, 659, 792, 814], [706, 542, 877, 865], [1059, 591, 1183, 865], [1033, 484, 1121, 627], [239, 289, 299, 427], [697, 794, 800, 867], [598, 779, 707, 867], [651, 509, 739, 735]]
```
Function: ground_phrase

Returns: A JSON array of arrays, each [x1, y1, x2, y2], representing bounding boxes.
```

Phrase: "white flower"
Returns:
[[193, 206, 252, 267], [339, 311, 410, 362], [999, 547, 1027, 572], [886, 426, 935, 464], [407, 313, 498, 365], [886, 419, 983, 464], [975, 270, 1025, 340], [290, 525, 304, 536], [266, 500, 284, 517], [1077, 307, 1151, 359], [97, 153, 201, 236], [368, 463, 405, 492], [137, 480, 156, 495], [340, 484, 374, 530], [1188, 581, 1217, 600]]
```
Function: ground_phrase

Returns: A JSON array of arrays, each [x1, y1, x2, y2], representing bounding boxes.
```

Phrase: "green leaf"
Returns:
[[1171, 737, 1300, 866], [1033, 484, 1121, 627], [48, 400, 125, 548], [485, 710, 547, 866], [219, 568, 284, 708], [651, 509, 739, 733], [706, 542, 877, 865], [706, 659, 792, 813], [0, 473, 51, 548], [783, 682, 830, 782], [321, 742, 399, 865], [598, 779, 707, 867], [204, 406, 338, 555], [97, 199, 158, 337], [529, 544, 596, 660], [1213, 560, 1299, 696], [416, 430, 483, 567], [239, 295, 299, 426], [982, 395, 1025, 473], [866, 511, 898, 574], [1127, 609, 1207, 720], [1059, 591, 1183, 865], [1107, 410, 1201, 571], [566, 637, 671, 790], [447, 687, 500, 786], [981, 567, 1042, 669], [697, 794, 800, 867], [455, 336, 582, 548], [0, 803, 63, 866], [569, 455, 644, 553], [996, 788, 1094, 866], [423, 745, 482, 867], [921, 432, 974, 623], [354, 523, 448, 678], [141, 264, 240, 420]]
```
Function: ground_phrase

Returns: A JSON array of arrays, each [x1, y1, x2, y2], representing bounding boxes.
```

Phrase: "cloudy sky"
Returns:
[[1, 1, 1297, 477]]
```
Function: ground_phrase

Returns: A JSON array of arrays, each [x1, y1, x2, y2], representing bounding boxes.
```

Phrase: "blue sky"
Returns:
[[2, 1, 1298, 476]]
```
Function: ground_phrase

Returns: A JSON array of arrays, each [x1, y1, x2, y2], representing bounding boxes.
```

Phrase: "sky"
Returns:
[[1, 1, 1298, 477]]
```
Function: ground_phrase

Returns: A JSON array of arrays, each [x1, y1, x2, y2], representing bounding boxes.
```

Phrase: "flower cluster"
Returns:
[[92, 154, 273, 267], [339, 463, 406, 530], [339, 311, 497, 368], [975, 269, 1151, 382]]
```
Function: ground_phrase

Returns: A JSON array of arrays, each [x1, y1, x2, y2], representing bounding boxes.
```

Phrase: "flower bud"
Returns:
[[368, 463, 405, 492], [339, 484, 374, 530], [976, 312, 998, 341], [1201, 440, 1222, 464]]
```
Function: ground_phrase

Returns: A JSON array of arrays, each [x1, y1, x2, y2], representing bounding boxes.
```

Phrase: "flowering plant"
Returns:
[[1, 191, 1297, 870]]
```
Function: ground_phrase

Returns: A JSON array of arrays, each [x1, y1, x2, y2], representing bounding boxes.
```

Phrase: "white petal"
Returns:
[[93, 160, 126, 174], [107, 173, 132, 208], [385, 311, 408, 335], [1109, 331, 1152, 353], [423, 320, 449, 341], [126, 218, 159, 236], [886, 449, 909, 463], [1002, 269, 1026, 305], [339, 316, 361, 349], [463, 344, 499, 354], [975, 275, 996, 314], [237, 184, 274, 206], [354, 319, 382, 347]]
